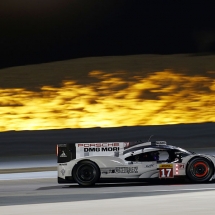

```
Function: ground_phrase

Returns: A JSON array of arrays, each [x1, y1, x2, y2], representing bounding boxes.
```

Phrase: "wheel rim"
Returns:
[[77, 164, 96, 182], [191, 161, 209, 178]]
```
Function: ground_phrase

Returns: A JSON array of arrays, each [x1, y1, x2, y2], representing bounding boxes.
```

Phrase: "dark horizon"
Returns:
[[1, 1, 215, 69]]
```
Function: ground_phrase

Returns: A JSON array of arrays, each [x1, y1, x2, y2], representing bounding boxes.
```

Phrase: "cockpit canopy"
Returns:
[[123, 141, 191, 162]]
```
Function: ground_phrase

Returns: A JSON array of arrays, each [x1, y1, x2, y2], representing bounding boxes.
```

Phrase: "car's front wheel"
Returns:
[[186, 157, 214, 183], [72, 160, 100, 186]]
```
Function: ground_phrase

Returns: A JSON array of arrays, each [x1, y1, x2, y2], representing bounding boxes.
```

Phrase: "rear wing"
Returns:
[[57, 142, 129, 163]]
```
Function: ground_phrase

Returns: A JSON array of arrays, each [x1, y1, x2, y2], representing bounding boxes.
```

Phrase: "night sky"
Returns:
[[0, 1, 215, 69]]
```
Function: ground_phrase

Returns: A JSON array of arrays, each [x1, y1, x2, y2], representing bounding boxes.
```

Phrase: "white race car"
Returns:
[[57, 140, 215, 186]]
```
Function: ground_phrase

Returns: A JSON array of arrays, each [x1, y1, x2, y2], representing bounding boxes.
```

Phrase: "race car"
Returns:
[[57, 140, 215, 186]]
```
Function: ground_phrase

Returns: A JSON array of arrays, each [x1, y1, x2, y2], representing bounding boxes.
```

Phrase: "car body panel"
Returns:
[[57, 141, 215, 183]]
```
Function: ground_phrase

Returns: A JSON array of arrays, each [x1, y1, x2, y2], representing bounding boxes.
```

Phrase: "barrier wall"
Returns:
[[0, 122, 215, 156]]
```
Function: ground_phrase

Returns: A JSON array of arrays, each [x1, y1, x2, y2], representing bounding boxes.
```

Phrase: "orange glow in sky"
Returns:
[[0, 70, 215, 131]]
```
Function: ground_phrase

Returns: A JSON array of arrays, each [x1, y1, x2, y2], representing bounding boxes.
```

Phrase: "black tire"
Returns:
[[186, 157, 214, 183], [72, 160, 100, 186]]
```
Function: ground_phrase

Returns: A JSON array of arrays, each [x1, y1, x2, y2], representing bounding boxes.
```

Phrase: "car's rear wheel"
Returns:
[[186, 157, 214, 183], [72, 160, 100, 186]]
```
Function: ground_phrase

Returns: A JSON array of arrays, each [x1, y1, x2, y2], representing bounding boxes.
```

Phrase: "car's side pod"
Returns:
[[186, 155, 214, 183]]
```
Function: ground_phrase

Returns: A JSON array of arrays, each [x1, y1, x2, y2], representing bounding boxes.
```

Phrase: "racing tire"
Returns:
[[186, 157, 214, 183], [72, 160, 100, 186]]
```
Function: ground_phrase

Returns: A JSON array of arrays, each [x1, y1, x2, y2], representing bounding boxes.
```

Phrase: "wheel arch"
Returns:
[[71, 159, 101, 178], [186, 155, 214, 168]]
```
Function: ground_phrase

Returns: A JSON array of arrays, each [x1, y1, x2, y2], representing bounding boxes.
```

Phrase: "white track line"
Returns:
[[1, 190, 215, 215], [0, 171, 56, 180]]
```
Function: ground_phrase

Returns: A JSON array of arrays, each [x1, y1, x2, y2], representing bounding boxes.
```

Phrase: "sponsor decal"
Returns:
[[60, 151, 67, 157], [59, 163, 67, 166], [60, 168, 66, 176], [115, 167, 138, 174], [84, 147, 120, 152], [156, 141, 166, 145], [178, 164, 185, 169], [77, 143, 119, 147], [101, 168, 115, 174], [58, 144, 67, 147], [145, 164, 155, 168], [159, 164, 173, 168], [159, 163, 173, 178]]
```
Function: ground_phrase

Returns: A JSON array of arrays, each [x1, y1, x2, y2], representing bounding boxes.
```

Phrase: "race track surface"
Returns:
[[1, 178, 215, 214], [1, 147, 215, 214], [1, 177, 215, 205]]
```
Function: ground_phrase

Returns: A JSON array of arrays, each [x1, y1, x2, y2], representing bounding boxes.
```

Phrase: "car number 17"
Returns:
[[159, 164, 174, 178]]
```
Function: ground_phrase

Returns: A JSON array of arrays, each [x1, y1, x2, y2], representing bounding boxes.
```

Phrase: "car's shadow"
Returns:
[[37, 179, 199, 190]]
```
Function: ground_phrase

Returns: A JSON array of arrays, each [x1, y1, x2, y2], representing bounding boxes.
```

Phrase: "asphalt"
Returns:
[[1, 147, 215, 214], [2, 190, 214, 215], [1, 177, 215, 207]]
